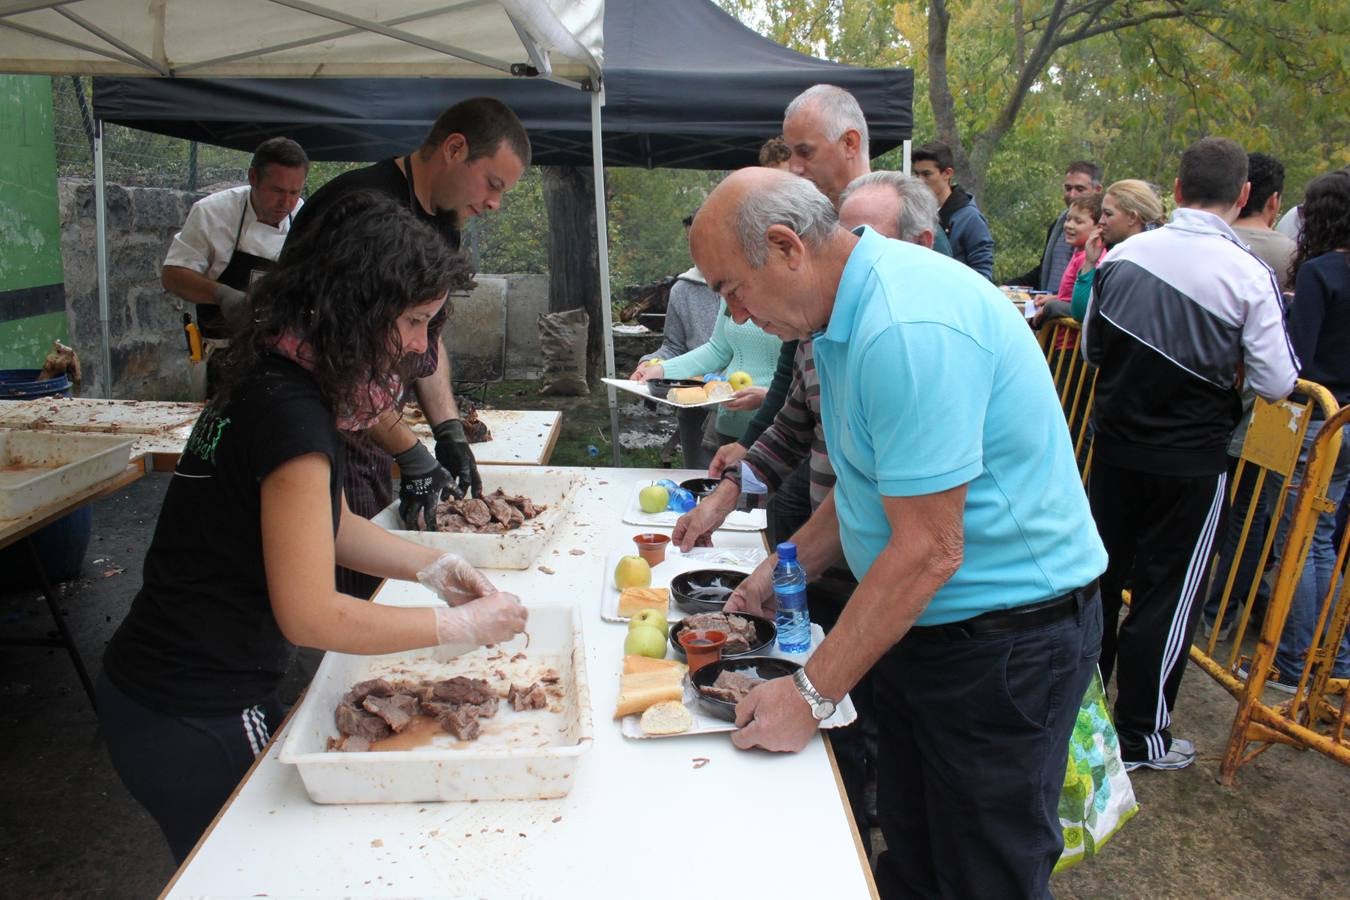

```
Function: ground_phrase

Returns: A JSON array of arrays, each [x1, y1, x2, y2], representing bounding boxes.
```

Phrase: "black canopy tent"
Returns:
[[92, 0, 913, 169]]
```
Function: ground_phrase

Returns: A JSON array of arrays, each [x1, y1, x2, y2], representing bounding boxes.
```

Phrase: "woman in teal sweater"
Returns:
[[634, 298, 782, 463]]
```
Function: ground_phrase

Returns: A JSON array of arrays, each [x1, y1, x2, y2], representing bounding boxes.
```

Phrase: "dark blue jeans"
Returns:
[[97, 674, 285, 862], [873, 591, 1101, 899]]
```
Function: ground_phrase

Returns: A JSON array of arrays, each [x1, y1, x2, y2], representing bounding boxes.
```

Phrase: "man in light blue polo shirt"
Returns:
[[693, 167, 1107, 899]]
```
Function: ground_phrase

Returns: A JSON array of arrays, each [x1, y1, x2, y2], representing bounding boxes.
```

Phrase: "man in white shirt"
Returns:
[[161, 137, 308, 392]]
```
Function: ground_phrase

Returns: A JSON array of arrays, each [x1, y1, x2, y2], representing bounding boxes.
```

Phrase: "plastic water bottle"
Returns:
[[656, 478, 681, 492], [773, 542, 811, 652], [667, 486, 697, 513]]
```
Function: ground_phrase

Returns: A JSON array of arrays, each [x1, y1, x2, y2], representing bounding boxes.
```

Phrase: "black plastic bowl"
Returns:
[[669, 612, 776, 659], [646, 378, 702, 400], [670, 569, 747, 615], [691, 656, 802, 722], [679, 477, 720, 498]]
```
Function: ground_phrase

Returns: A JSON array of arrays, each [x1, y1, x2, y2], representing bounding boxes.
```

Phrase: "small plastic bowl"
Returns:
[[646, 378, 702, 400], [691, 656, 802, 722], [632, 532, 670, 566], [678, 628, 727, 675], [670, 569, 747, 615], [679, 477, 719, 499]]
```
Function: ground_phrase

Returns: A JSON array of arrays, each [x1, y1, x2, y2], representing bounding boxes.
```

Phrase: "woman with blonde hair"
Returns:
[[1036, 179, 1165, 324]]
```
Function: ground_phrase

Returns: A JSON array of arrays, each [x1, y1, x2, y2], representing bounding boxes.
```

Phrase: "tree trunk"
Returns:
[[540, 165, 604, 382]]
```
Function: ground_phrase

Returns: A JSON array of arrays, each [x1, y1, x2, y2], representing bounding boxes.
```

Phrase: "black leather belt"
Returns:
[[911, 580, 1098, 640]]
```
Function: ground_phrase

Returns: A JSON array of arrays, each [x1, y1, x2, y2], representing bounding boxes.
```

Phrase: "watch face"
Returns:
[[814, 700, 835, 720]]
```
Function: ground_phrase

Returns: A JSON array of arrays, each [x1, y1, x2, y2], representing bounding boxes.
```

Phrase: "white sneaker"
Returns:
[[1123, 738, 1196, 772]]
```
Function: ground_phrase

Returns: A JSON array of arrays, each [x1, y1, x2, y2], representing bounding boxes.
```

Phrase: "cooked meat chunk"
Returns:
[[335, 703, 393, 742], [436, 512, 472, 532], [508, 682, 549, 711], [362, 693, 419, 733], [437, 704, 482, 741], [701, 669, 764, 704], [343, 678, 395, 705], [462, 499, 492, 527], [683, 612, 759, 654], [426, 676, 497, 705], [488, 498, 515, 525]]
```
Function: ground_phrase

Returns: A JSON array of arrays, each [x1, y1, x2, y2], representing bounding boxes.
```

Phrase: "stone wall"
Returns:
[[59, 178, 204, 399], [58, 179, 557, 400]]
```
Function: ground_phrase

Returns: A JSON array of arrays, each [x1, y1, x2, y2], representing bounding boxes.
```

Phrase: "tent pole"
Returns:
[[590, 87, 621, 467], [94, 118, 113, 399], [902, 139, 912, 176]]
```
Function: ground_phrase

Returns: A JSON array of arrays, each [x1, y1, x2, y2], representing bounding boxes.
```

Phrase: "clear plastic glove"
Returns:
[[416, 552, 496, 606], [433, 592, 528, 646]]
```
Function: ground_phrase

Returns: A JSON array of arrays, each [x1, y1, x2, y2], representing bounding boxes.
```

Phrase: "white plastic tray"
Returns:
[[618, 624, 857, 739], [621, 480, 766, 532], [0, 429, 135, 519], [601, 377, 731, 409], [600, 533, 767, 623], [278, 603, 593, 804], [373, 466, 581, 570]]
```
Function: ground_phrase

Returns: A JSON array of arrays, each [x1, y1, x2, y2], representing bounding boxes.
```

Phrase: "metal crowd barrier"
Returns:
[[1193, 396, 1348, 783], [1038, 317, 1096, 481]]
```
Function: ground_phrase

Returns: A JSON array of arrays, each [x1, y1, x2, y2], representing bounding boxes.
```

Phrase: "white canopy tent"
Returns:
[[0, 0, 625, 462]]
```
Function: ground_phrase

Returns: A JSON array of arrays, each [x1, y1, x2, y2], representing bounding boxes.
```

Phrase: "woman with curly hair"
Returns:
[[97, 191, 528, 861], [1265, 168, 1350, 688]]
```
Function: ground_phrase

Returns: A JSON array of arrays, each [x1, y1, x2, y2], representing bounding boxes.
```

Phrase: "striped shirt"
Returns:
[[726, 339, 833, 511]]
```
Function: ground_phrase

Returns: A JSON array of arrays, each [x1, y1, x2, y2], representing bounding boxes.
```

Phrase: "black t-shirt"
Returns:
[[288, 157, 462, 252], [103, 356, 344, 716]]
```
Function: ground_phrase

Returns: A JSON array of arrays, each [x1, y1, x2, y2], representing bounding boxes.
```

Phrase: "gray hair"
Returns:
[[840, 171, 940, 242], [736, 176, 839, 267], [784, 84, 870, 157]]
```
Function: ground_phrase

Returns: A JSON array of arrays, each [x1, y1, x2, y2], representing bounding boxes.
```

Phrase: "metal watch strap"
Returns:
[[793, 668, 835, 720]]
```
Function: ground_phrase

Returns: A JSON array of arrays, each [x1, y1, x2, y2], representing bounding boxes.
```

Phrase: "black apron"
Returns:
[[200, 195, 288, 396], [199, 195, 286, 340]]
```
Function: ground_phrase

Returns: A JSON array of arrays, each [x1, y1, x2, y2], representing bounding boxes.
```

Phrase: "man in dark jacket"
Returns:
[[1011, 160, 1102, 290], [912, 141, 995, 281]]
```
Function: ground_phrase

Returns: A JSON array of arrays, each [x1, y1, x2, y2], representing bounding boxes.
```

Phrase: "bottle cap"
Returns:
[[776, 541, 797, 561]]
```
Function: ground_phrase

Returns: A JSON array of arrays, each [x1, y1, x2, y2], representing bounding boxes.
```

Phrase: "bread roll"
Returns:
[[640, 700, 694, 735], [669, 386, 707, 405], [618, 586, 669, 617], [614, 669, 685, 718], [623, 655, 686, 675]]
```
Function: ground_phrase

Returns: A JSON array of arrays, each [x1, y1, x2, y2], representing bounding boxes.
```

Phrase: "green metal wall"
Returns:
[[0, 74, 68, 370]]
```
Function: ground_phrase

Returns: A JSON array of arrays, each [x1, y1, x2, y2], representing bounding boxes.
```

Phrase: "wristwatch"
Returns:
[[792, 668, 836, 721]]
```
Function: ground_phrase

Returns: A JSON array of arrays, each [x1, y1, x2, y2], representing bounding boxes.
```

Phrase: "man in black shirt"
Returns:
[[288, 98, 530, 592]]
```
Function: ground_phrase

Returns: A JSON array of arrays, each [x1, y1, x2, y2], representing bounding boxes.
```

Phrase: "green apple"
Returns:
[[638, 484, 670, 513], [728, 370, 753, 390], [628, 608, 669, 637], [624, 624, 668, 659], [613, 555, 652, 590]]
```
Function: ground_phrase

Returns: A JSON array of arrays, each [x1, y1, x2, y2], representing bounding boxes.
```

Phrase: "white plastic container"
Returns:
[[0, 430, 135, 519], [372, 465, 581, 570], [279, 603, 593, 804]]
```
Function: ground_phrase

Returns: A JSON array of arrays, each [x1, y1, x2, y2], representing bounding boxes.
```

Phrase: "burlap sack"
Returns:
[[537, 308, 589, 396]]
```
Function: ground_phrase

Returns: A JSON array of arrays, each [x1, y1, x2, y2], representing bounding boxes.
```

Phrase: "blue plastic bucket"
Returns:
[[0, 368, 92, 583], [0, 368, 72, 399]]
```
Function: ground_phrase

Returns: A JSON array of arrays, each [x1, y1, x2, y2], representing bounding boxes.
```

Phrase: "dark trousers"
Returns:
[[1203, 454, 1271, 630], [676, 407, 713, 470], [1089, 460, 1226, 761], [873, 590, 1101, 899], [767, 459, 813, 547], [96, 674, 285, 863]]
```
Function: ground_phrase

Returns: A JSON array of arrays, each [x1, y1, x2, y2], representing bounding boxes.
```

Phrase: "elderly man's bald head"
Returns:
[[689, 169, 849, 340], [691, 168, 838, 269]]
